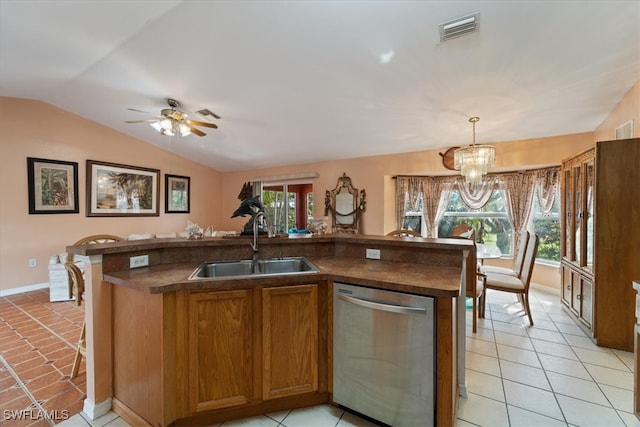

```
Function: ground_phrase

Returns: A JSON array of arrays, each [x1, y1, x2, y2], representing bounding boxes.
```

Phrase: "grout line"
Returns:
[[2, 294, 79, 350]]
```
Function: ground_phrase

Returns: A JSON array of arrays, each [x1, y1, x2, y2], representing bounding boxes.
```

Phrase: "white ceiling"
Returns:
[[1, 1, 638, 172]]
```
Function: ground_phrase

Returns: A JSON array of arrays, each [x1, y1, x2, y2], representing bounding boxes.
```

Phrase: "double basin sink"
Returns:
[[189, 257, 318, 280]]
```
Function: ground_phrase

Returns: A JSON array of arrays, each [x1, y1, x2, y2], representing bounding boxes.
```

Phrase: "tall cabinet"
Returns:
[[560, 138, 640, 351]]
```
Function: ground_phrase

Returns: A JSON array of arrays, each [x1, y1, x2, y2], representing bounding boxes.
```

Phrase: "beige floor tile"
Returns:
[[496, 344, 541, 368], [537, 353, 591, 380], [546, 371, 609, 406], [556, 394, 626, 427], [507, 405, 568, 427], [465, 369, 505, 402], [499, 360, 551, 391], [503, 380, 564, 420], [457, 392, 509, 426], [585, 363, 634, 391]]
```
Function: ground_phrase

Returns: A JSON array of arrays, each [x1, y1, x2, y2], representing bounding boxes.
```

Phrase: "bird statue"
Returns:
[[231, 196, 264, 218], [231, 194, 266, 235]]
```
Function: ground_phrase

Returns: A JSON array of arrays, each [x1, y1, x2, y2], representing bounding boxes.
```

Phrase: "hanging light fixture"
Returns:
[[454, 116, 495, 183], [149, 117, 191, 137]]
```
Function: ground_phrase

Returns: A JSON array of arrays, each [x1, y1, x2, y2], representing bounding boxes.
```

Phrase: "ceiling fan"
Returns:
[[126, 98, 219, 137]]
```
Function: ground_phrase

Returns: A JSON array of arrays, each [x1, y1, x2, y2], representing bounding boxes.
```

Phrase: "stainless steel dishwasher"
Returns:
[[333, 282, 435, 426]]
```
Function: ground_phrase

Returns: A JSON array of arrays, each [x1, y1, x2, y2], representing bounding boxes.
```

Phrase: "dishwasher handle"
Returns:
[[337, 293, 427, 315]]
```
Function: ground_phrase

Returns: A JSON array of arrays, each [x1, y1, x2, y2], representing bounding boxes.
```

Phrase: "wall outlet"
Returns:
[[28, 258, 37, 267], [365, 248, 381, 260], [130, 255, 149, 269]]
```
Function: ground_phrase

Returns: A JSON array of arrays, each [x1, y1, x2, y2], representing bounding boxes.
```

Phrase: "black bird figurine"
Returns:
[[231, 196, 264, 218]]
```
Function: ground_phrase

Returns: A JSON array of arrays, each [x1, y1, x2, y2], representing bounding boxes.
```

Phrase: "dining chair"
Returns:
[[64, 234, 123, 378], [450, 224, 476, 241], [67, 234, 123, 263], [65, 262, 86, 378], [480, 233, 539, 326], [448, 232, 483, 333], [386, 229, 422, 237], [480, 230, 530, 277]]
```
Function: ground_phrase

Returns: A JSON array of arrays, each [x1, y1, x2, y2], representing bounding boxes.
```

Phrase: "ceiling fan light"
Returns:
[[179, 123, 192, 136], [150, 121, 163, 133]]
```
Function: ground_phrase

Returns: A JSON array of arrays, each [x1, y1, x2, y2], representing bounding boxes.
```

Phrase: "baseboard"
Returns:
[[83, 397, 112, 421], [0, 282, 48, 297]]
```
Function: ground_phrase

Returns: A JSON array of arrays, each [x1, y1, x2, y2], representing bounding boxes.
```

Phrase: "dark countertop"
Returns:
[[105, 256, 462, 298]]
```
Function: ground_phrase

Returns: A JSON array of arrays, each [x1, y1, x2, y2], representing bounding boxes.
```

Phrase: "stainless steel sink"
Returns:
[[188, 257, 318, 280]]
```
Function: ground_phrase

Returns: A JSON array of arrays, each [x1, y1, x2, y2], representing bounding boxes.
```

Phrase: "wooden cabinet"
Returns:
[[561, 139, 640, 350], [262, 285, 318, 399], [561, 149, 594, 328], [186, 282, 324, 417], [188, 290, 254, 412]]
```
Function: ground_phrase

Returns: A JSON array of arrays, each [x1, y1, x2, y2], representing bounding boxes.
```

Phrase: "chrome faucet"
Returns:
[[251, 211, 272, 272]]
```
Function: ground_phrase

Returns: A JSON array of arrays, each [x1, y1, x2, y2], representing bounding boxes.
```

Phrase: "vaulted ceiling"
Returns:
[[1, 1, 638, 172]]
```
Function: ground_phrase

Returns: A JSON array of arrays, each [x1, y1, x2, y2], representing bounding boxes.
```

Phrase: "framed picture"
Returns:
[[27, 157, 79, 214], [165, 174, 190, 213], [86, 160, 159, 217]]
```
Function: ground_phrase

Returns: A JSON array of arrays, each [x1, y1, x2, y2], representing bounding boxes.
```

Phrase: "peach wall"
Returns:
[[219, 132, 594, 290], [0, 98, 223, 292], [593, 81, 640, 142], [219, 132, 594, 234]]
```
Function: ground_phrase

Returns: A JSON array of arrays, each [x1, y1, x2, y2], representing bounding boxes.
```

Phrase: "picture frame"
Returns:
[[165, 174, 190, 213], [27, 157, 79, 214], [86, 160, 160, 217]]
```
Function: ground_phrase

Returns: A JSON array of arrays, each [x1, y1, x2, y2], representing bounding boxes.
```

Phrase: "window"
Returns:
[[401, 194, 425, 235], [262, 183, 313, 233], [438, 190, 513, 257], [529, 186, 560, 263]]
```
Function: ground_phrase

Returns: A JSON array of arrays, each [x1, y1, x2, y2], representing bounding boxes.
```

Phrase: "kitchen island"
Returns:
[[67, 234, 474, 427]]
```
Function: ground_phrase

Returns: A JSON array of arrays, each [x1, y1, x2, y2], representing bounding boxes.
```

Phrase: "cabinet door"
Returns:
[[584, 159, 595, 272], [571, 270, 581, 315], [263, 284, 318, 400], [561, 265, 572, 307], [573, 165, 582, 265], [189, 290, 253, 412], [562, 169, 573, 260], [580, 276, 593, 327]]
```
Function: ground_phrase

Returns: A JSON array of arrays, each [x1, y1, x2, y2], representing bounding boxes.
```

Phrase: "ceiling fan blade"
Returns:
[[188, 120, 218, 129], [196, 109, 221, 120], [126, 119, 158, 123], [127, 108, 162, 117], [186, 125, 206, 137]]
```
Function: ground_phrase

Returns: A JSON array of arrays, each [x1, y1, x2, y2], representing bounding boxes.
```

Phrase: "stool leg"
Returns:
[[70, 321, 86, 379]]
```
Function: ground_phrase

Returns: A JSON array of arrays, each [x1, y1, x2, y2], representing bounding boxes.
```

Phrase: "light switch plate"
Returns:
[[365, 248, 381, 260], [130, 255, 149, 268]]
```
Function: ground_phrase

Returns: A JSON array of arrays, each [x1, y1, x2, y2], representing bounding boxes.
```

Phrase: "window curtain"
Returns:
[[535, 167, 560, 214], [421, 177, 452, 238], [394, 177, 422, 230], [454, 176, 499, 209], [501, 172, 537, 250]]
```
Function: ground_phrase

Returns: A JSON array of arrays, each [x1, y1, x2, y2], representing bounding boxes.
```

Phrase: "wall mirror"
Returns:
[[325, 173, 366, 233]]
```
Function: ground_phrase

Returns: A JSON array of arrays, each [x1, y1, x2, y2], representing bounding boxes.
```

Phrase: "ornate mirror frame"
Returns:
[[325, 172, 366, 233]]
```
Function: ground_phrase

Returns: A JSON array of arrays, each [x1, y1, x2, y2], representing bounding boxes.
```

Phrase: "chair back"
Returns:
[[513, 230, 531, 276], [64, 262, 85, 306], [519, 233, 540, 291], [386, 229, 421, 237], [68, 234, 123, 262], [451, 224, 475, 241]]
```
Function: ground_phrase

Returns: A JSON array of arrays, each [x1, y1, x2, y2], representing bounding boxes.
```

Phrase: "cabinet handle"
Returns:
[[576, 294, 582, 300]]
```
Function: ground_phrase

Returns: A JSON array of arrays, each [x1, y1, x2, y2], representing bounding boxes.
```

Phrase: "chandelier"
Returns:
[[454, 117, 495, 183]]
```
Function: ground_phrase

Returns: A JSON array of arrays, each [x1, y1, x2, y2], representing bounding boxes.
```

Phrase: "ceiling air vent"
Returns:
[[440, 12, 479, 42]]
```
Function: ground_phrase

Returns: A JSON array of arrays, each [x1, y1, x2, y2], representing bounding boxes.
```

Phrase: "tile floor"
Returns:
[[2, 286, 639, 426]]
